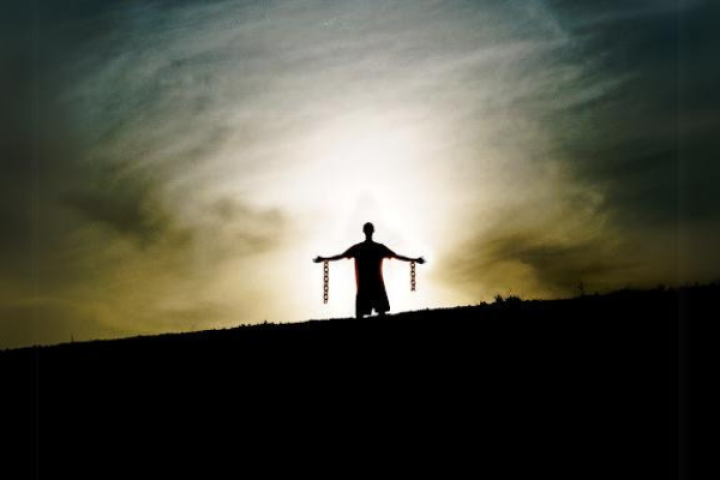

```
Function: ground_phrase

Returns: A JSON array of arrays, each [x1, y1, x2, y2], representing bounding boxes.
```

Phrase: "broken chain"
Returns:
[[411, 261, 416, 292], [323, 260, 329, 304]]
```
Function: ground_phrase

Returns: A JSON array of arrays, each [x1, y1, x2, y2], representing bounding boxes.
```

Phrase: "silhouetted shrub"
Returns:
[[505, 295, 522, 305]]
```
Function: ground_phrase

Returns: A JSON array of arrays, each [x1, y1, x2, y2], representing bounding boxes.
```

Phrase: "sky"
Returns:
[[1, 0, 718, 348]]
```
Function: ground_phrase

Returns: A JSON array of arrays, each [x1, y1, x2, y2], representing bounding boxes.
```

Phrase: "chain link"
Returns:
[[411, 261, 416, 292], [323, 260, 329, 304]]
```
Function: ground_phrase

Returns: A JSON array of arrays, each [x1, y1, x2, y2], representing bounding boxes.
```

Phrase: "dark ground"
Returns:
[[2, 285, 707, 478]]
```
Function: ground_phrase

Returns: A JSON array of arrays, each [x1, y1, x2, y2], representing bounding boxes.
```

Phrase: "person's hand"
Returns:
[[313, 256, 325, 263], [416, 257, 426, 265]]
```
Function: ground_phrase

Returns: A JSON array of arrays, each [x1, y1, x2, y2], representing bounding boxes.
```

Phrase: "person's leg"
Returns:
[[376, 289, 390, 318], [357, 292, 379, 319], [356, 295, 365, 319]]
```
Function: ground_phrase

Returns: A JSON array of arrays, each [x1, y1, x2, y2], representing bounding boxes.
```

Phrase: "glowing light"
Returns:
[[253, 112, 446, 320]]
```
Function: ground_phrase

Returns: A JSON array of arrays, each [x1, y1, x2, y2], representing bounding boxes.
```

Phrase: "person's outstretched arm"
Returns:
[[314, 246, 354, 263], [392, 253, 425, 264], [313, 253, 347, 263], [388, 246, 425, 264]]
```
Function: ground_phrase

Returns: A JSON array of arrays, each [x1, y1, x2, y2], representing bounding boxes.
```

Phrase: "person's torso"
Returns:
[[352, 242, 388, 287]]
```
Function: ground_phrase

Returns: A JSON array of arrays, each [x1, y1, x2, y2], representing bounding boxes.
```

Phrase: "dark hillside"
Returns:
[[3, 285, 708, 479]]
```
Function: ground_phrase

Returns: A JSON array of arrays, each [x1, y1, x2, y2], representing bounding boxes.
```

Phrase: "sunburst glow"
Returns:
[[266, 112, 445, 320]]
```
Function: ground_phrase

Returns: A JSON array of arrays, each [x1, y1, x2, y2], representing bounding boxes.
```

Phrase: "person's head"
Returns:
[[363, 222, 375, 238]]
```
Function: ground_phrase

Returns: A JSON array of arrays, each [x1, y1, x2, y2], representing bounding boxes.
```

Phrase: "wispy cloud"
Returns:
[[1, 0, 718, 347]]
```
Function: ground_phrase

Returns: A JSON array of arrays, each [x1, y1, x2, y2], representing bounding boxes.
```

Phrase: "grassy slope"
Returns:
[[3, 285, 709, 479]]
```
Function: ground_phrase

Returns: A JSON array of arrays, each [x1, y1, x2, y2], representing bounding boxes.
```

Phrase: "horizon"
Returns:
[[2, 0, 719, 348], [3, 281, 711, 352]]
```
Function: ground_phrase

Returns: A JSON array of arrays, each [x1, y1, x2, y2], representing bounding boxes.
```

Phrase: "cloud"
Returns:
[[436, 0, 720, 299], [62, 187, 167, 244], [1, 0, 718, 347], [0, 298, 125, 350]]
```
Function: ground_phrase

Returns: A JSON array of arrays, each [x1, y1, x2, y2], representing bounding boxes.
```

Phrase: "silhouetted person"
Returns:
[[314, 222, 425, 318]]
